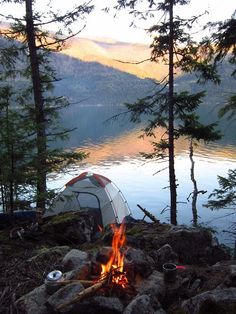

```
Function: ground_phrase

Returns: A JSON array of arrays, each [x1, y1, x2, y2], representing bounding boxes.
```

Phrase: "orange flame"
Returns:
[[100, 223, 128, 288]]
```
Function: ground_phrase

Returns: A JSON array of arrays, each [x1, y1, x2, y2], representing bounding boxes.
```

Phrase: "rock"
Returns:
[[62, 249, 89, 271], [42, 211, 95, 245], [15, 284, 48, 314], [181, 287, 236, 314], [225, 265, 236, 287], [135, 270, 165, 300], [152, 226, 230, 265], [181, 277, 190, 287], [65, 262, 92, 281], [154, 310, 167, 314], [123, 294, 165, 314], [150, 244, 178, 270], [189, 278, 202, 294], [46, 282, 84, 312], [76, 296, 124, 313], [125, 247, 155, 277], [211, 260, 236, 288], [27, 246, 70, 263]]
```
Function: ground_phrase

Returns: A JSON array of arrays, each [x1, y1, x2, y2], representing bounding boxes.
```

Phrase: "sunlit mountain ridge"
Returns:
[[62, 37, 168, 81]]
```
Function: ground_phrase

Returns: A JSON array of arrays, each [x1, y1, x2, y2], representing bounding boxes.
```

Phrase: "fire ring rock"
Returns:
[[62, 249, 89, 272], [181, 287, 236, 314]]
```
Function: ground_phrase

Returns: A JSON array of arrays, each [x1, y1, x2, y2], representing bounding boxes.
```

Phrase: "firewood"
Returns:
[[56, 279, 107, 311], [60, 279, 94, 287]]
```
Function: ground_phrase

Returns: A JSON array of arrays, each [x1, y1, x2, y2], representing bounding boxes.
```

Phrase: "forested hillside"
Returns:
[[52, 52, 236, 121], [52, 53, 155, 105]]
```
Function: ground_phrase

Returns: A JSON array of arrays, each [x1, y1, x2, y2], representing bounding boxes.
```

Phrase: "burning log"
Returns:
[[57, 222, 130, 311], [56, 279, 107, 311], [100, 223, 129, 288]]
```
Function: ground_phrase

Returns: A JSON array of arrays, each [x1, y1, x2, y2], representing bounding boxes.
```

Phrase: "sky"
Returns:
[[1, 0, 235, 44]]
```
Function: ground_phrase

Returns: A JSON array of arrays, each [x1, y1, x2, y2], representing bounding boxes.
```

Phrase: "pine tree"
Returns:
[[204, 14, 236, 217], [201, 14, 236, 119], [0, 0, 93, 211], [0, 85, 35, 213], [115, 0, 219, 225]]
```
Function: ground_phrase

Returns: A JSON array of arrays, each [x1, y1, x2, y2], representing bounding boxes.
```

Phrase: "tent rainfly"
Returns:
[[46, 172, 132, 227]]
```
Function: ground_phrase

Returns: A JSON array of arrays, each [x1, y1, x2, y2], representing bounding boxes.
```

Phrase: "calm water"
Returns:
[[49, 104, 236, 247]]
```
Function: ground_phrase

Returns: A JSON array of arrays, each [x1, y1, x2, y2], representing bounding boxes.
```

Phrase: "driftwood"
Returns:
[[137, 204, 159, 223], [56, 279, 107, 311]]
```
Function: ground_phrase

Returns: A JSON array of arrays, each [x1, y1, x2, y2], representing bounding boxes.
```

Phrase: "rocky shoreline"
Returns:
[[0, 211, 235, 313]]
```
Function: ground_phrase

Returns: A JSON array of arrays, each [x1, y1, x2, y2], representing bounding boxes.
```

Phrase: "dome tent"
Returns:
[[46, 172, 132, 227]]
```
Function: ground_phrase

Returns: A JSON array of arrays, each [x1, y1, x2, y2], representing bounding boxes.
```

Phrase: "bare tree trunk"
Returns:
[[25, 0, 47, 211], [189, 138, 198, 226], [5, 100, 14, 213], [168, 0, 177, 225]]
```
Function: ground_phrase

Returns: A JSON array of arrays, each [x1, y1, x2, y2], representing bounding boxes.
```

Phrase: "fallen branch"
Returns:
[[56, 279, 107, 311], [137, 204, 159, 223]]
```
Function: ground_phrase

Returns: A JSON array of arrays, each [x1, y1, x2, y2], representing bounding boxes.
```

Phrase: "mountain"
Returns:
[[53, 53, 155, 105], [51, 50, 236, 147], [61, 37, 168, 81]]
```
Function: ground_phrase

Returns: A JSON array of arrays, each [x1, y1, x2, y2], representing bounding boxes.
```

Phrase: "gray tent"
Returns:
[[46, 172, 132, 227]]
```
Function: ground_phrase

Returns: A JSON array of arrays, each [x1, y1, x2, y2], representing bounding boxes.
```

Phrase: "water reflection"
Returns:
[[52, 105, 236, 247], [75, 127, 236, 165], [50, 127, 236, 247]]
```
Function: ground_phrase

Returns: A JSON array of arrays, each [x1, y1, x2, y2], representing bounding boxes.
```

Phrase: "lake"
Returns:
[[51, 104, 236, 247]]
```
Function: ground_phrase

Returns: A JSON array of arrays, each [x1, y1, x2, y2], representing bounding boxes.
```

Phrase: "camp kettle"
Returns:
[[45, 270, 64, 295]]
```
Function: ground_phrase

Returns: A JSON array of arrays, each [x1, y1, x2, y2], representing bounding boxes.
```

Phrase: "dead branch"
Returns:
[[56, 279, 107, 311], [137, 204, 159, 223]]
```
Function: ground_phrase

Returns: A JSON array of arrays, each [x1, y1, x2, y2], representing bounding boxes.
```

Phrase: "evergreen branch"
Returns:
[[35, 26, 86, 50]]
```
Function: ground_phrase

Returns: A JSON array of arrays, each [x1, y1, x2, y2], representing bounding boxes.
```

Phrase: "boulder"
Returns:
[[123, 294, 166, 314], [152, 226, 230, 265], [46, 282, 84, 312], [125, 247, 155, 277], [42, 211, 95, 245], [181, 287, 236, 314], [135, 270, 165, 300], [15, 284, 48, 314], [224, 264, 236, 288], [27, 246, 70, 263], [149, 244, 178, 270], [76, 296, 124, 314], [62, 249, 89, 272]]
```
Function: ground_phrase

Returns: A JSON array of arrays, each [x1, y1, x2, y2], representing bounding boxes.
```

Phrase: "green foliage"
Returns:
[[202, 14, 236, 119], [202, 15, 236, 220], [206, 169, 236, 210], [218, 94, 236, 120], [0, 84, 36, 212], [0, 0, 92, 211], [178, 113, 222, 142], [116, 0, 224, 226]]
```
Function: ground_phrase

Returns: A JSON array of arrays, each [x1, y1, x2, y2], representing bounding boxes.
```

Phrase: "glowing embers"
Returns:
[[100, 223, 128, 288]]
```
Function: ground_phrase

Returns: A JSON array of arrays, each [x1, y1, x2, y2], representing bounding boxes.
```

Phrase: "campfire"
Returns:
[[56, 222, 131, 311], [100, 223, 129, 288]]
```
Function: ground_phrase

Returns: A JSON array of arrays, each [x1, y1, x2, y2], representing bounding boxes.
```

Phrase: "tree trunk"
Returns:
[[168, 0, 177, 225], [25, 0, 47, 211], [189, 138, 198, 227]]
